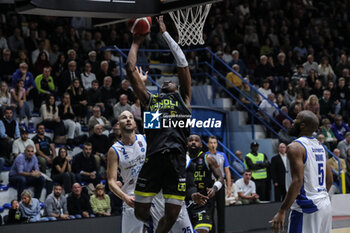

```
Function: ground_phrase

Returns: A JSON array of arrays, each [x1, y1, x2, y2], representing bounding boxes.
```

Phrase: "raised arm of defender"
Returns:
[[126, 35, 151, 107]]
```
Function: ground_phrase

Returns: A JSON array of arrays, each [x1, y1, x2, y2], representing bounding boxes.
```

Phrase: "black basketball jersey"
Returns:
[[146, 91, 191, 155], [188, 151, 214, 196]]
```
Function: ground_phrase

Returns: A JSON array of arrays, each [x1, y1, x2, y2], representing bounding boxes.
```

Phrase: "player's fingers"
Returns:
[[145, 70, 149, 76]]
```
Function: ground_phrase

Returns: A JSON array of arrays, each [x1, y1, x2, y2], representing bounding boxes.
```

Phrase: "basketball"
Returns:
[[127, 17, 152, 35]]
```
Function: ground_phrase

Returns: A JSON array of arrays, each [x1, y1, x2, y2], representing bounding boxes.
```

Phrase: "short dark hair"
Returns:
[[244, 169, 252, 174], [208, 136, 217, 142], [4, 106, 13, 112], [83, 142, 92, 148], [36, 123, 45, 130]]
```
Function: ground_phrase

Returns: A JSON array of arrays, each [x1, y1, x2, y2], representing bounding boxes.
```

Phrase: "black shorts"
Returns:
[[188, 200, 214, 231], [134, 149, 186, 204]]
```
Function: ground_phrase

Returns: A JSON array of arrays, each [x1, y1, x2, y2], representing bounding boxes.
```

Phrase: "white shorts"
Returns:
[[122, 206, 144, 233], [151, 193, 194, 233], [288, 203, 332, 233]]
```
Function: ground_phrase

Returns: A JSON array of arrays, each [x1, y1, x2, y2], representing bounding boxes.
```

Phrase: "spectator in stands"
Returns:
[[306, 69, 318, 90], [7, 28, 24, 54], [228, 50, 247, 76], [346, 149, 350, 192], [295, 78, 309, 100], [33, 52, 51, 77], [338, 132, 350, 159], [20, 190, 55, 222], [303, 54, 318, 75], [291, 65, 308, 84], [278, 119, 293, 145], [113, 94, 132, 120], [90, 184, 111, 217], [334, 77, 350, 119], [239, 78, 260, 109], [96, 61, 110, 86], [0, 29, 8, 50], [59, 60, 80, 96], [319, 89, 336, 120], [318, 56, 336, 86], [72, 142, 100, 185], [12, 127, 36, 158], [86, 51, 99, 74], [309, 79, 324, 99], [116, 80, 135, 105], [131, 97, 142, 132], [274, 52, 290, 92], [328, 148, 347, 195], [225, 64, 243, 100], [244, 141, 270, 201], [319, 118, 338, 151], [9, 145, 45, 200], [257, 79, 272, 99], [304, 95, 321, 119], [7, 199, 26, 224], [206, 136, 231, 233], [283, 83, 297, 108], [40, 94, 66, 143], [11, 62, 36, 100], [88, 105, 111, 136], [100, 76, 117, 120], [335, 54, 349, 77], [275, 93, 285, 109], [0, 81, 16, 117], [51, 147, 75, 194], [332, 115, 350, 142], [34, 66, 55, 112], [0, 49, 16, 83], [86, 80, 104, 114], [11, 80, 33, 131], [31, 40, 50, 65], [58, 92, 82, 149], [67, 79, 88, 124], [52, 54, 66, 80], [259, 93, 279, 121], [108, 122, 121, 147], [81, 62, 96, 90], [0, 107, 20, 163], [253, 55, 273, 86], [232, 150, 245, 181], [271, 143, 288, 202], [235, 170, 260, 204], [67, 183, 95, 219], [88, 124, 109, 171], [44, 184, 70, 220], [32, 123, 57, 173]]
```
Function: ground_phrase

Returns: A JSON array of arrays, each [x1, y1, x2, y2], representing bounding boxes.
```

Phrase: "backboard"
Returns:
[[15, 0, 220, 19]]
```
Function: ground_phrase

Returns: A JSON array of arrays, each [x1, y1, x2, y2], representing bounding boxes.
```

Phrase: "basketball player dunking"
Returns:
[[126, 16, 192, 233], [270, 110, 333, 233]]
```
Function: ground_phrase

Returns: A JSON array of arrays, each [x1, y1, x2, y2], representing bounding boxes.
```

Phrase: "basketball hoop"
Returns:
[[168, 4, 212, 46]]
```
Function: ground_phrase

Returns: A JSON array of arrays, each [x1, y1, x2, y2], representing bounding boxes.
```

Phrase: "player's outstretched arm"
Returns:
[[107, 147, 135, 208], [270, 142, 305, 233], [157, 15, 191, 108], [207, 155, 224, 198], [126, 35, 151, 107]]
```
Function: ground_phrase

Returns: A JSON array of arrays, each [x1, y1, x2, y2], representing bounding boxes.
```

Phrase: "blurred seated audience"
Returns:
[[51, 147, 75, 194], [44, 184, 70, 220], [338, 132, 350, 159], [235, 170, 260, 204], [88, 105, 111, 136], [20, 190, 55, 222], [67, 183, 95, 219], [90, 184, 111, 217]]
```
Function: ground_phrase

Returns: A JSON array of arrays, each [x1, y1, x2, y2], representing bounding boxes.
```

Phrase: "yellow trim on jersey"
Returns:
[[162, 194, 185, 200], [134, 191, 157, 197], [194, 223, 212, 230]]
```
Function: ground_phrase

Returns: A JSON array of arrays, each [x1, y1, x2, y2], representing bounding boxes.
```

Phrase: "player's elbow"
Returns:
[[125, 62, 135, 75]]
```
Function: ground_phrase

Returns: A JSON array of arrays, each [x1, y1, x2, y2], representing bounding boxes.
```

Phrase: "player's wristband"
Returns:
[[213, 181, 222, 191]]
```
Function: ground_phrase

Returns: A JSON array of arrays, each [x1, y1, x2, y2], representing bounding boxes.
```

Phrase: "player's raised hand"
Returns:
[[136, 66, 148, 84], [156, 15, 166, 33], [269, 210, 286, 233], [191, 192, 209, 205]]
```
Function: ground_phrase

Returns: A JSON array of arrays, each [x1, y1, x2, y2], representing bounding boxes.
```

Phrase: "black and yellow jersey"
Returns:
[[187, 151, 214, 196], [146, 91, 191, 155]]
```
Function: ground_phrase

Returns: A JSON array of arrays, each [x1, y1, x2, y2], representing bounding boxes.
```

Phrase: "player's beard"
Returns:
[[188, 146, 201, 158], [288, 122, 301, 137]]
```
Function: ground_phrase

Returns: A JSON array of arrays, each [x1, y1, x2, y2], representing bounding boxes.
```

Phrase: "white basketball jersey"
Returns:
[[291, 136, 330, 213], [111, 134, 147, 197]]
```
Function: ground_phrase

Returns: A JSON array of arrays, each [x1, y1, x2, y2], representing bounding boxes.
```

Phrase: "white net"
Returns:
[[168, 4, 212, 46]]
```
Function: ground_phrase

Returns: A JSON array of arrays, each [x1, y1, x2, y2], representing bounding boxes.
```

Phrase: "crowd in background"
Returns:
[[0, 0, 350, 227]]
